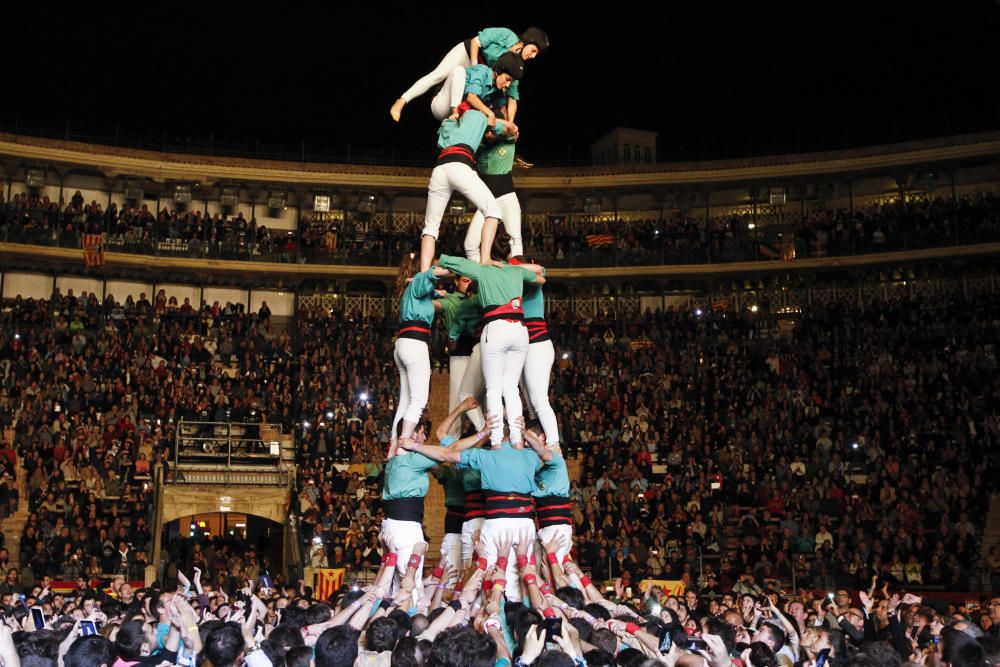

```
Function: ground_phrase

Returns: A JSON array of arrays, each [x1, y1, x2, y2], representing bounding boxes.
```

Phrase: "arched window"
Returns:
[[623, 144, 631, 163]]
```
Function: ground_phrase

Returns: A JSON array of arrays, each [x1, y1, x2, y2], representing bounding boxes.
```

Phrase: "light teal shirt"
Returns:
[[437, 111, 507, 152], [460, 443, 540, 494], [383, 452, 437, 499], [399, 268, 437, 324], [477, 28, 521, 101], [534, 452, 570, 497], [521, 269, 545, 319], [464, 64, 508, 109]]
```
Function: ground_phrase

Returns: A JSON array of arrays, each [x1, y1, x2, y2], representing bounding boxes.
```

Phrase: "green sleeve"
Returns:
[[517, 266, 538, 283], [410, 269, 438, 299], [440, 254, 483, 280]]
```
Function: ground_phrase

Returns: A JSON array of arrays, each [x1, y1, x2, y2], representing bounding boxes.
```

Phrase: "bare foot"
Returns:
[[390, 98, 406, 122]]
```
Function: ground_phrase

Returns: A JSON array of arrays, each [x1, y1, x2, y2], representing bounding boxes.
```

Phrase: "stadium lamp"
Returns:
[[313, 191, 331, 213], [447, 198, 466, 216], [25, 166, 46, 189], [267, 189, 287, 212], [124, 179, 145, 203], [220, 185, 240, 210], [357, 191, 377, 213], [583, 196, 602, 215], [173, 184, 192, 205]]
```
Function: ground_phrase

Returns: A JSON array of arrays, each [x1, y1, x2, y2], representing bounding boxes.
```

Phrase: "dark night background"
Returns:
[[7, 3, 1000, 165]]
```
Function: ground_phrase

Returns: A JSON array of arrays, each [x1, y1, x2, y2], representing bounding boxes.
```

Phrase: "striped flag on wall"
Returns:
[[83, 234, 105, 266]]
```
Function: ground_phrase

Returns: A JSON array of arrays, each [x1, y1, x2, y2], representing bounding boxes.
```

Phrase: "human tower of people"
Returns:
[[378, 25, 571, 605]]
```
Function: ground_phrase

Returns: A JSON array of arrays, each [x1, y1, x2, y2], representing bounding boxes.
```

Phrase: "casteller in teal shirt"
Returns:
[[459, 443, 540, 494], [438, 110, 508, 152], [383, 451, 438, 500]]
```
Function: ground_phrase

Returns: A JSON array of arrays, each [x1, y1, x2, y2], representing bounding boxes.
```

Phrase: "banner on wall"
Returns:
[[83, 234, 105, 267], [313, 568, 345, 601], [638, 579, 686, 597]]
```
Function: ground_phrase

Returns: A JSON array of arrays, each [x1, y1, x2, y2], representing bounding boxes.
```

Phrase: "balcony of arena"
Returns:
[[0, 129, 999, 282]]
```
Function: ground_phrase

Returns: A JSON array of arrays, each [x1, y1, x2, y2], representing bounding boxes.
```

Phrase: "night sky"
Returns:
[[8, 4, 1000, 165]]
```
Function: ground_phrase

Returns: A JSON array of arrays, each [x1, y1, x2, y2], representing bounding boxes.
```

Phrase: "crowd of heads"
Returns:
[[6, 189, 999, 269]]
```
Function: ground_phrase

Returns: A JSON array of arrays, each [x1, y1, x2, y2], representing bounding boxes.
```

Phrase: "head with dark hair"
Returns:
[[286, 645, 314, 667], [410, 613, 429, 638], [16, 629, 60, 667], [589, 627, 618, 656], [941, 626, 986, 667], [509, 607, 543, 651], [268, 624, 306, 651], [583, 649, 615, 667], [279, 605, 308, 630], [754, 622, 786, 655], [857, 641, 902, 667], [569, 618, 592, 642], [489, 229, 511, 263], [555, 586, 585, 610], [537, 650, 575, 667], [425, 625, 496, 667], [315, 625, 360, 667], [64, 635, 115, 667], [305, 603, 333, 625], [204, 622, 245, 667], [365, 617, 399, 653], [746, 641, 778, 667], [392, 636, 424, 667], [114, 620, 147, 661], [585, 603, 611, 622], [388, 608, 413, 640], [614, 647, 647, 667], [260, 639, 285, 667]]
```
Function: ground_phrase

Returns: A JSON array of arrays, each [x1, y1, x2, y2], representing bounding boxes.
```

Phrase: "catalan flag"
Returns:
[[585, 233, 615, 248], [83, 233, 105, 267], [314, 567, 345, 602]]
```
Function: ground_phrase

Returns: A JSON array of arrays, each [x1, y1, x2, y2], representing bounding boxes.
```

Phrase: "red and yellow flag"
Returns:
[[83, 234, 105, 267], [314, 568, 345, 602]]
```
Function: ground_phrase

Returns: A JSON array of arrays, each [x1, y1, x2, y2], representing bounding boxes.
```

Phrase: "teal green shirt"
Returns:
[[477, 28, 521, 101], [400, 268, 438, 325], [477, 138, 516, 177], [464, 65, 508, 109], [437, 111, 507, 152], [438, 255, 537, 309], [447, 292, 482, 341], [383, 452, 437, 500], [459, 443, 540, 494], [534, 452, 570, 498], [437, 435, 467, 507], [521, 268, 544, 319]]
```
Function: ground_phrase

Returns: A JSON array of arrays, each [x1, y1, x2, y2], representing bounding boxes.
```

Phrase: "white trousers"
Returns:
[[430, 66, 467, 121], [537, 523, 574, 563], [391, 338, 430, 439], [423, 163, 501, 241], [457, 343, 486, 431], [481, 319, 528, 446], [522, 339, 559, 444], [381, 517, 426, 597], [447, 354, 471, 438], [480, 517, 536, 602], [439, 532, 463, 577], [460, 517, 485, 567], [466, 192, 522, 261], [401, 42, 473, 103]]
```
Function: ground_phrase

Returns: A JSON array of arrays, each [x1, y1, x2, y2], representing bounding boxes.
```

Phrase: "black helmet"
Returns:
[[520, 27, 549, 53], [494, 52, 525, 81]]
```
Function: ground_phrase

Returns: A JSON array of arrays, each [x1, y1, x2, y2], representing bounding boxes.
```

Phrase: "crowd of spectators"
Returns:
[[2, 531, 1000, 667], [0, 286, 296, 590], [6, 188, 1000, 269], [546, 291, 999, 597]]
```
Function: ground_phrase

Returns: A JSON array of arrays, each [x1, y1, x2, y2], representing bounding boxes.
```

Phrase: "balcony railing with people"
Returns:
[[4, 191, 1000, 269]]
